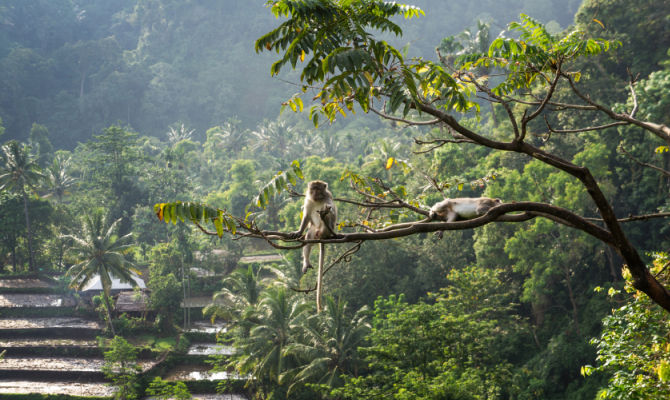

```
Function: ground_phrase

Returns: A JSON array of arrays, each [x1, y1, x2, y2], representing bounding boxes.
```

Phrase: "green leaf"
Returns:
[[214, 217, 223, 237], [659, 361, 670, 382], [224, 216, 236, 235]]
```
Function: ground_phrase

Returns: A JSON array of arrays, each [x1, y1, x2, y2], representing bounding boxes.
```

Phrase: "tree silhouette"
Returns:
[[64, 213, 138, 335], [0, 140, 44, 271]]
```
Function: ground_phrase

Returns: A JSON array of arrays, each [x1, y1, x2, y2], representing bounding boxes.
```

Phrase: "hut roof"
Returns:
[[116, 290, 149, 312], [80, 272, 146, 291]]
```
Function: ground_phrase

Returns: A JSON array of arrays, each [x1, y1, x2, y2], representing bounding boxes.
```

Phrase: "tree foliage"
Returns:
[[1, 1, 670, 398], [64, 212, 138, 334], [100, 335, 141, 400], [0, 140, 45, 270], [583, 253, 670, 399]]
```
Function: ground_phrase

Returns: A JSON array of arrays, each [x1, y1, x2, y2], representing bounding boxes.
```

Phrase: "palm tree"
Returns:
[[205, 119, 249, 155], [166, 123, 195, 145], [43, 153, 76, 202], [457, 20, 492, 56], [250, 120, 293, 159], [204, 264, 265, 328], [64, 213, 138, 335], [232, 286, 310, 394], [284, 296, 370, 392], [0, 140, 45, 271]]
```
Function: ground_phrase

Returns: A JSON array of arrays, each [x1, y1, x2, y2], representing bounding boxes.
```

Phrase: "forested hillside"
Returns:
[[0, 0, 579, 147], [1, 0, 670, 399]]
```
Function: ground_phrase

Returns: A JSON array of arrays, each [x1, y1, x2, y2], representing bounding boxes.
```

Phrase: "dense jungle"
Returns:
[[1, 0, 669, 399]]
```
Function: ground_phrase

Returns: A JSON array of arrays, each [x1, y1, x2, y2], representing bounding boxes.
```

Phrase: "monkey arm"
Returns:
[[287, 203, 312, 239], [288, 220, 309, 239], [318, 206, 340, 238]]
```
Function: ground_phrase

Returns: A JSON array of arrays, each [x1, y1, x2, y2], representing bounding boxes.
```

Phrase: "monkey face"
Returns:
[[308, 181, 329, 201]]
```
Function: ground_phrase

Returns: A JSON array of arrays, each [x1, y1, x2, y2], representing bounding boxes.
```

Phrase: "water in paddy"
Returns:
[[0, 337, 98, 347], [0, 381, 115, 397], [0, 317, 101, 330], [0, 294, 76, 307], [0, 277, 111, 396], [187, 321, 227, 334], [187, 342, 234, 356], [165, 365, 245, 381]]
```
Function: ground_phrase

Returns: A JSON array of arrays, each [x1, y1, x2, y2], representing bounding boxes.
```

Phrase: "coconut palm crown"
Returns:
[[64, 213, 138, 334]]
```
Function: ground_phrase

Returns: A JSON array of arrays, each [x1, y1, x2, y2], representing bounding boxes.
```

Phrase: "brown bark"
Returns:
[[22, 191, 35, 271]]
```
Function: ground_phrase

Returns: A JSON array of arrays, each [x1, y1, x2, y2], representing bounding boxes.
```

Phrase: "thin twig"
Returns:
[[290, 241, 363, 294], [370, 107, 441, 126], [585, 212, 670, 223], [619, 145, 670, 177], [544, 115, 627, 134]]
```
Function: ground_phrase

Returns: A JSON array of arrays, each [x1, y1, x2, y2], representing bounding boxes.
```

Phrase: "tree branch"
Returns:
[[370, 107, 441, 126], [544, 115, 628, 134], [290, 241, 363, 294], [566, 74, 670, 145], [619, 145, 670, 177], [585, 212, 670, 223], [522, 62, 562, 139]]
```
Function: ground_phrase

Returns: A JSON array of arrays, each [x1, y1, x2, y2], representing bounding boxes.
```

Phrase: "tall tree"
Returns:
[[229, 286, 310, 397], [84, 125, 145, 229], [0, 193, 24, 272], [64, 213, 137, 335], [284, 296, 370, 393], [246, 3, 670, 311], [43, 153, 76, 203], [0, 140, 44, 271]]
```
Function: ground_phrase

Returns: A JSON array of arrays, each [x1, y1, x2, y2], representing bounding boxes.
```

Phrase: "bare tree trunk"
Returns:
[[22, 191, 35, 272], [11, 242, 17, 272], [103, 294, 116, 336], [78, 70, 87, 114]]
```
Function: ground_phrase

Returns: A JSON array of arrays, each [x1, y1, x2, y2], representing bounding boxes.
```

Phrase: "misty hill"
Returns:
[[0, 0, 579, 147]]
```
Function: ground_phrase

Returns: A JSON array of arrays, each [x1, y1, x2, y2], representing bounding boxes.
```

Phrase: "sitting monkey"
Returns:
[[290, 180, 337, 313]]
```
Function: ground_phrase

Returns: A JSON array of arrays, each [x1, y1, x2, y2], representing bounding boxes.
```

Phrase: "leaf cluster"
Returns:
[[458, 14, 618, 96]]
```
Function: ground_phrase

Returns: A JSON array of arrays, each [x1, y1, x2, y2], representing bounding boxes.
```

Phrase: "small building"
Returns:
[[115, 290, 152, 319], [76, 272, 148, 311]]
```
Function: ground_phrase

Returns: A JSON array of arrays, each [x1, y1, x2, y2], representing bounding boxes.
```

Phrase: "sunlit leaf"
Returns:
[[155, 203, 164, 222], [659, 361, 670, 382], [224, 216, 236, 235], [214, 217, 223, 237]]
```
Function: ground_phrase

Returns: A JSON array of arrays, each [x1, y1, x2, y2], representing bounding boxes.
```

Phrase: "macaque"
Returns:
[[291, 180, 337, 312], [429, 197, 502, 222]]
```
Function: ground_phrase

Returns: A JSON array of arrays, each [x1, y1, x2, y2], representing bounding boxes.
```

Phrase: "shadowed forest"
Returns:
[[1, 0, 669, 399]]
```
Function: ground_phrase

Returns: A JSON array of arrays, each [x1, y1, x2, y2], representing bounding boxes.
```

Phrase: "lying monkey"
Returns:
[[429, 197, 503, 222], [379, 197, 503, 232]]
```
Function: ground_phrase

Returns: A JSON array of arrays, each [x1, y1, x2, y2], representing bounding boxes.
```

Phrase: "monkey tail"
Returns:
[[316, 243, 325, 313]]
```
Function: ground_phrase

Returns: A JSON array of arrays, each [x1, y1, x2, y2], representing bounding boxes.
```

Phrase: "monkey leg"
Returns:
[[301, 229, 316, 274]]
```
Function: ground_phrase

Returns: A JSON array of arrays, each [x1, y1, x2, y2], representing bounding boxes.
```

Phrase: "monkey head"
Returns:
[[308, 180, 330, 201]]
